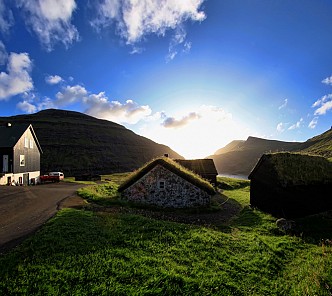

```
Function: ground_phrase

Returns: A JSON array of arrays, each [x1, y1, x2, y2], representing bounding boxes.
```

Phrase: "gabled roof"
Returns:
[[0, 124, 43, 153], [174, 159, 218, 175], [118, 157, 215, 194], [249, 152, 332, 186]]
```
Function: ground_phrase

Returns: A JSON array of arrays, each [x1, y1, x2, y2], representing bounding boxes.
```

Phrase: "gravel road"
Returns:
[[0, 182, 85, 252]]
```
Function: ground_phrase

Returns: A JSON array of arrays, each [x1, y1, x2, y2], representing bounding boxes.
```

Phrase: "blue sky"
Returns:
[[0, 0, 332, 158]]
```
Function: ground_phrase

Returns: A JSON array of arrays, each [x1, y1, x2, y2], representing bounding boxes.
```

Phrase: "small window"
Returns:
[[24, 137, 29, 148], [158, 180, 165, 190], [29, 139, 33, 149], [20, 155, 25, 166]]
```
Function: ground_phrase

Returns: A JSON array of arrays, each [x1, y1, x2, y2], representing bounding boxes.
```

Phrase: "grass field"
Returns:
[[0, 176, 331, 295]]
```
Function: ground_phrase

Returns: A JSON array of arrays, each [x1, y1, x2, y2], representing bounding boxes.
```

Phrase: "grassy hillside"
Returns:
[[210, 136, 301, 176], [211, 129, 332, 177], [0, 109, 183, 176], [0, 176, 331, 295], [297, 128, 332, 158]]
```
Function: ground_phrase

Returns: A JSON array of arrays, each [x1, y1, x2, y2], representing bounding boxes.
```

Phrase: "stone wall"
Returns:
[[122, 164, 211, 208]]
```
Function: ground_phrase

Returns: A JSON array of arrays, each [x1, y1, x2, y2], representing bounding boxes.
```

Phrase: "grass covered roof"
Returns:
[[249, 152, 332, 186], [118, 157, 215, 194]]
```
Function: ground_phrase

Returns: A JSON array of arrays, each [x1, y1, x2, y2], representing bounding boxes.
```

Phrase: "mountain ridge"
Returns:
[[209, 128, 332, 177], [0, 109, 183, 176]]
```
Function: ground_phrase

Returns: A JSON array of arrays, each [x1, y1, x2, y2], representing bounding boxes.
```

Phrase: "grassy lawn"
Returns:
[[0, 176, 331, 295]]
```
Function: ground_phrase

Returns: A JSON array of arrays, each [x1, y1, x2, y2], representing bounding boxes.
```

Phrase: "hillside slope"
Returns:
[[210, 137, 301, 177], [0, 109, 183, 176], [211, 128, 332, 177], [297, 128, 332, 158]]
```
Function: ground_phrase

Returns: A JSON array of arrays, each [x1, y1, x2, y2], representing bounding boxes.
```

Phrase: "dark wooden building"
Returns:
[[249, 153, 332, 218], [0, 123, 42, 185], [174, 159, 218, 185]]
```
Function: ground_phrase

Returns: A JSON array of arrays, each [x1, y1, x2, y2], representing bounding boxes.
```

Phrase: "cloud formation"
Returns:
[[288, 118, 303, 130], [308, 117, 318, 129], [0, 1, 14, 34], [312, 94, 332, 115], [322, 75, 332, 85], [55, 85, 88, 106], [0, 51, 34, 100], [163, 111, 200, 128], [84, 95, 152, 124], [16, 100, 37, 114], [0, 41, 8, 65], [92, 0, 206, 44], [276, 122, 285, 133], [278, 98, 288, 110], [45, 74, 63, 85], [16, 0, 79, 51], [21, 84, 152, 124]]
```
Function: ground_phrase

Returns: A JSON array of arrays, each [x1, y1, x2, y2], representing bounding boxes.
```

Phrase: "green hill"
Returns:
[[297, 128, 332, 158], [0, 109, 183, 176], [211, 128, 332, 177]]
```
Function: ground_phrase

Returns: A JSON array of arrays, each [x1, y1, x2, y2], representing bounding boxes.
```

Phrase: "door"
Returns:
[[3, 155, 8, 172], [23, 173, 29, 185]]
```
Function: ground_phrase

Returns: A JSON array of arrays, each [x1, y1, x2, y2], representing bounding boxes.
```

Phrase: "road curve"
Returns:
[[0, 182, 85, 252]]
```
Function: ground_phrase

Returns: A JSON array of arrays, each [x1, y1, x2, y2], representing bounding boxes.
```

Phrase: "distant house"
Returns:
[[0, 123, 43, 185], [118, 157, 215, 208], [249, 153, 332, 218], [174, 159, 218, 185]]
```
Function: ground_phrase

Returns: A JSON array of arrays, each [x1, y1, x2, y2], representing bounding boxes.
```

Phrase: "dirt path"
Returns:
[[0, 182, 85, 253]]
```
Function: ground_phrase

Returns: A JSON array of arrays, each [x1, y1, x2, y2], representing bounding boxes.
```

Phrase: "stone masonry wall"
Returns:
[[122, 164, 211, 208]]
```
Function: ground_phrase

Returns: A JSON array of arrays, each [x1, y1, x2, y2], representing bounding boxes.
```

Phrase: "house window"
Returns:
[[20, 155, 25, 166], [24, 137, 29, 148], [29, 139, 33, 149], [158, 180, 165, 190]]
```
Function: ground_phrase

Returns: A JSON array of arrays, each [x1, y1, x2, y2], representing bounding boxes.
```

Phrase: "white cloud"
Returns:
[[314, 100, 332, 115], [45, 74, 63, 85], [55, 85, 88, 106], [163, 111, 200, 128], [308, 117, 318, 129], [16, 100, 37, 113], [92, 0, 206, 44], [0, 40, 8, 65], [312, 94, 332, 115], [0, 52, 33, 100], [276, 122, 285, 133], [16, 0, 79, 51], [288, 118, 303, 130], [312, 94, 332, 108], [322, 75, 332, 86], [0, 0, 14, 34], [278, 98, 288, 110], [84, 95, 152, 124], [49, 84, 152, 124]]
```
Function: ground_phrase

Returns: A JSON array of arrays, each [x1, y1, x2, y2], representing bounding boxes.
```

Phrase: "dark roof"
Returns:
[[249, 152, 332, 186], [174, 159, 218, 175], [0, 123, 43, 153], [118, 157, 215, 194]]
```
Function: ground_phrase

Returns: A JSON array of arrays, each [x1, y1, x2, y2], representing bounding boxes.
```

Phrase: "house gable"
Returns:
[[119, 157, 215, 208], [0, 123, 42, 185]]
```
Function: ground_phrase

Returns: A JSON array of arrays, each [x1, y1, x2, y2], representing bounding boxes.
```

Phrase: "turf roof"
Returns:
[[249, 152, 332, 185], [118, 157, 215, 194]]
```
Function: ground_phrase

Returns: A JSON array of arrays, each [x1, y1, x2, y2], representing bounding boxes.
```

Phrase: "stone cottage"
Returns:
[[118, 157, 216, 208], [249, 152, 332, 218]]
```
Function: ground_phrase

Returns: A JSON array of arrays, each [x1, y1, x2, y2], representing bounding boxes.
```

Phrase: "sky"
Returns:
[[0, 0, 332, 159]]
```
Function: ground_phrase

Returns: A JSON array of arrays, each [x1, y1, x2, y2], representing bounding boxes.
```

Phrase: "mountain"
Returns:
[[297, 128, 332, 158], [0, 109, 183, 176], [210, 128, 332, 177]]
